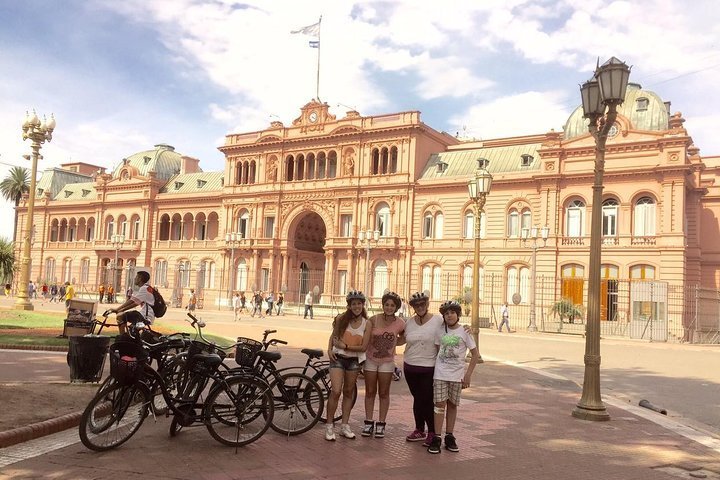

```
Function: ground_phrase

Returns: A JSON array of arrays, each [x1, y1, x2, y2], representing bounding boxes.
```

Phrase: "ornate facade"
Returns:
[[15, 88, 720, 341]]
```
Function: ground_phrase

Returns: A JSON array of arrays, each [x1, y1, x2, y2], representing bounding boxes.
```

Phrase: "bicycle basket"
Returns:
[[235, 337, 263, 367], [109, 341, 149, 386], [187, 340, 227, 360]]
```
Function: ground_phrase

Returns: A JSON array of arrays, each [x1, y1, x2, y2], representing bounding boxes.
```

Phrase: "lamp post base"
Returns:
[[571, 403, 610, 421], [13, 299, 34, 311], [527, 324, 538, 333]]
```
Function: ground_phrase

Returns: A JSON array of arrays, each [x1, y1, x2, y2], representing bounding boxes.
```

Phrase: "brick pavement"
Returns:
[[2, 296, 720, 478]]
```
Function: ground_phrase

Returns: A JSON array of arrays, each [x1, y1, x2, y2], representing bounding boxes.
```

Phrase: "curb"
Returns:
[[0, 411, 82, 448], [0, 344, 68, 352]]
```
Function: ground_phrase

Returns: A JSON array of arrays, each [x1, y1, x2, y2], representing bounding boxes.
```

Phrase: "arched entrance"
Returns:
[[286, 212, 327, 303]]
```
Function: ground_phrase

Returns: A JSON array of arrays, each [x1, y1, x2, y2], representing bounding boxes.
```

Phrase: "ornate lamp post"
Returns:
[[15, 110, 55, 311], [358, 229, 380, 303], [111, 234, 125, 300], [467, 162, 493, 348], [521, 225, 550, 332], [572, 57, 631, 422], [225, 232, 240, 306]]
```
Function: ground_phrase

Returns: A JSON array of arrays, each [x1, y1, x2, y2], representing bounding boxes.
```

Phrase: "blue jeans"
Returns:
[[303, 305, 313, 319], [499, 316, 510, 332]]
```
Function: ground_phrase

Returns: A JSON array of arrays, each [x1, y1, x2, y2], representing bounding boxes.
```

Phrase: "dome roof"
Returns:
[[112, 144, 190, 180], [564, 83, 669, 140]]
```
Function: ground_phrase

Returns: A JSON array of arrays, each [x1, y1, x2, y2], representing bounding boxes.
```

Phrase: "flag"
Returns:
[[291, 21, 320, 37], [309, 40, 319, 48]]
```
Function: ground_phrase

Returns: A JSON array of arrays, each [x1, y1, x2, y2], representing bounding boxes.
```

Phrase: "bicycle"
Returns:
[[190, 322, 324, 436], [79, 317, 274, 451]]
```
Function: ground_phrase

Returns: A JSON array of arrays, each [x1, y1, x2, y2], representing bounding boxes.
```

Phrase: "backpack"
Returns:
[[147, 285, 167, 318]]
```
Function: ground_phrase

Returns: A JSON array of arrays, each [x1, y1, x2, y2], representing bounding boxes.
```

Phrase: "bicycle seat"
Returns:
[[301, 348, 324, 359], [258, 350, 282, 363]]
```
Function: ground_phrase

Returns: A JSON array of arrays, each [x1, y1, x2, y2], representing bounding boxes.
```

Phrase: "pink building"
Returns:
[[16, 85, 720, 342]]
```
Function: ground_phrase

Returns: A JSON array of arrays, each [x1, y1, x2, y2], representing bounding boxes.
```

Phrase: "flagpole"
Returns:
[[316, 16, 322, 100]]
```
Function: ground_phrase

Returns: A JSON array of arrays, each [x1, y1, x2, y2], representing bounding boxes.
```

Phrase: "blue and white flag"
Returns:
[[309, 40, 319, 48], [291, 21, 320, 37]]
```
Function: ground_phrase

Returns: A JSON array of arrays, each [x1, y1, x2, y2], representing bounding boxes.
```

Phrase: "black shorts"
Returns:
[[118, 310, 148, 325]]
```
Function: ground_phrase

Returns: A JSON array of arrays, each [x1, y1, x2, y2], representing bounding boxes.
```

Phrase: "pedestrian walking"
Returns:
[[265, 292, 275, 316], [499, 302, 511, 332], [64, 281, 76, 310], [324, 290, 372, 441], [252, 291, 264, 317], [107, 285, 115, 303], [49, 283, 58, 302], [303, 291, 314, 319], [187, 289, 197, 312], [41, 283, 49, 300], [276, 292, 284, 315], [240, 292, 247, 313], [98, 284, 105, 303], [4, 283, 10, 297], [361, 291, 405, 439], [427, 300, 479, 454], [28, 281, 36, 299], [58, 283, 66, 304], [232, 292, 242, 321]]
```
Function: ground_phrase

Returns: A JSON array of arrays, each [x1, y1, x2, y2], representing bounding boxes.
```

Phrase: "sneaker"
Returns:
[[361, 420, 374, 437], [374, 422, 386, 438], [422, 432, 435, 447], [444, 433, 459, 452], [406, 429, 425, 442], [427, 435, 442, 454], [325, 424, 336, 441], [339, 424, 356, 439]]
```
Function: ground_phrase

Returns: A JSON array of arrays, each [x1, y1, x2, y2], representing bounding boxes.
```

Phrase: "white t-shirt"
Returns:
[[433, 325, 477, 382], [132, 283, 155, 324], [403, 314, 443, 367], [232, 295, 241, 308]]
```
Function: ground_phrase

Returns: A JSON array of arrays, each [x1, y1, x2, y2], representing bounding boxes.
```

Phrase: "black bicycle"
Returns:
[[79, 321, 274, 451]]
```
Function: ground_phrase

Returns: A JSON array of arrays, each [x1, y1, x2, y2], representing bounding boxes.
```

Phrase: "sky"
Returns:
[[1, 0, 719, 243]]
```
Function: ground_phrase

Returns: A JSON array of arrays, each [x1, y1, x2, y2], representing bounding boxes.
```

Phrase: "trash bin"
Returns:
[[67, 334, 111, 383]]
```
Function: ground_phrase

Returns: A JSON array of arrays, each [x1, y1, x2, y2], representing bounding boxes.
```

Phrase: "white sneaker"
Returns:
[[339, 424, 356, 439], [325, 424, 336, 441]]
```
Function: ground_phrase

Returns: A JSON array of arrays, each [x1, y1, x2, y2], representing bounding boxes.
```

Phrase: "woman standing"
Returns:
[[402, 291, 444, 445], [325, 291, 372, 441], [362, 291, 405, 438]]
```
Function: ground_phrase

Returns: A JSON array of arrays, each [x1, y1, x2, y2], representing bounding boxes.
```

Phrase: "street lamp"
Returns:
[[111, 234, 125, 300], [572, 57, 631, 422], [15, 110, 55, 311], [467, 161, 493, 348], [358, 228, 380, 303], [225, 232, 240, 306], [521, 225, 550, 332]]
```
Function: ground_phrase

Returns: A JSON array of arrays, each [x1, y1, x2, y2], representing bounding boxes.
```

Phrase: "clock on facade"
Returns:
[[309, 111, 318, 123]]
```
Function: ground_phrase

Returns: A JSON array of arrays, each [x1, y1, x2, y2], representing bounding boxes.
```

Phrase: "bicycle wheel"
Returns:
[[205, 376, 274, 447], [153, 354, 186, 415], [79, 382, 149, 451], [314, 368, 357, 423], [269, 372, 323, 436]]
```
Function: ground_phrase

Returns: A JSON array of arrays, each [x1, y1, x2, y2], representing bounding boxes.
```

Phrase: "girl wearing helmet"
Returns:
[[361, 291, 406, 438], [402, 291, 443, 445], [324, 290, 372, 441], [426, 300, 479, 454]]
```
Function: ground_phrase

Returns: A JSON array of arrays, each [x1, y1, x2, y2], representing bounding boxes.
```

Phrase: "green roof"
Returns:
[[421, 143, 542, 180], [159, 172, 224, 194], [112, 144, 193, 181], [54, 182, 96, 201], [36, 169, 93, 199]]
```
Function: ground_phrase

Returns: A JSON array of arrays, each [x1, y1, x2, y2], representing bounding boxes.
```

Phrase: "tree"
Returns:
[[550, 298, 584, 324], [0, 237, 14, 284], [0, 166, 30, 243]]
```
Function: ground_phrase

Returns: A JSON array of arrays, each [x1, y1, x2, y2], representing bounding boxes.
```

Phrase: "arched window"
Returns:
[[236, 258, 248, 291], [634, 197, 656, 236], [422, 211, 444, 239], [462, 264, 484, 301], [179, 260, 191, 288], [317, 152, 326, 179], [327, 151, 337, 178], [372, 260, 389, 298], [630, 264, 655, 280], [602, 198, 619, 237], [199, 260, 215, 289], [86, 218, 95, 240], [506, 265, 530, 304], [80, 258, 90, 284], [566, 200, 585, 237], [371, 148, 380, 175], [131, 215, 141, 240], [45, 258, 56, 283], [105, 216, 115, 239], [68, 219, 77, 242], [390, 146, 398, 173], [285, 155, 295, 181], [50, 219, 59, 242], [237, 210, 250, 238], [421, 264, 443, 300], [376, 203, 391, 237], [154, 259, 168, 286], [464, 210, 486, 239], [561, 263, 585, 307], [507, 209, 519, 238], [62, 258, 73, 283], [521, 209, 532, 234]]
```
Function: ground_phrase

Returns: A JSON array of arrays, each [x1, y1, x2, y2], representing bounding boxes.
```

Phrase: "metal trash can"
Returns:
[[67, 334, 111, 383]]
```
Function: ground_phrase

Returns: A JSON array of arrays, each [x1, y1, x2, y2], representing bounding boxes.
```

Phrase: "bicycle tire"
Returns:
[[153, 354, 187, 415], [269, 372, 323, 436], [204, 376, 274, 447], [79, 382, 149, 451], [314, 368, 357, 423]]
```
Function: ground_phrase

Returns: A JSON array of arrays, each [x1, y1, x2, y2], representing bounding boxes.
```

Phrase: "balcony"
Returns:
[[153, 239, 219, 249], [631, 236, 656, 246], [561, 236, 585, 246]]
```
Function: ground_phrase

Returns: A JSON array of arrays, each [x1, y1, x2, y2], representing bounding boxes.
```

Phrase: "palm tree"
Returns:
[[550, 298, 585, 324], [0, 237, 14, 284], [0, 166, 30, 242]]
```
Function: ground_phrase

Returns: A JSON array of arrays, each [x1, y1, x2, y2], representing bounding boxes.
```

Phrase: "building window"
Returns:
[[520, 154, 534, 167], [423, 213, 433, 239], [340, 214, 352, 237], [464, 211, 487, 239], [634, 197, 656, 236], [236, 259, 248, 291], [261, 268, 270, 291], [180, 261, 191, 288], [561, 263, 585, 307], [373, 260, 389, 298], [602, 199, 619, 237], [132, 217, 141, 240], [238, 211, 250, 238], [422, 210, 444, 239], [63, 258, 72, 283], [200, 261, 215, 289], [507, 209, 519, 238], [636, 97, 649, 111], [566, 200, 585, 237], [154, 259, 168, 286], [421, 264, 442, 300], [376, 203, 390, 237], [80, 258, 90, 284], [264, 217, 275, 238], [45, 258, 56, 283], [106, 219, 114, 239], [506, 265, 530, 304], [630, 264, 655, 280], [521, 209, 531, 233], [462, 264, 484, 301], [338, 270, 347, 295]]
